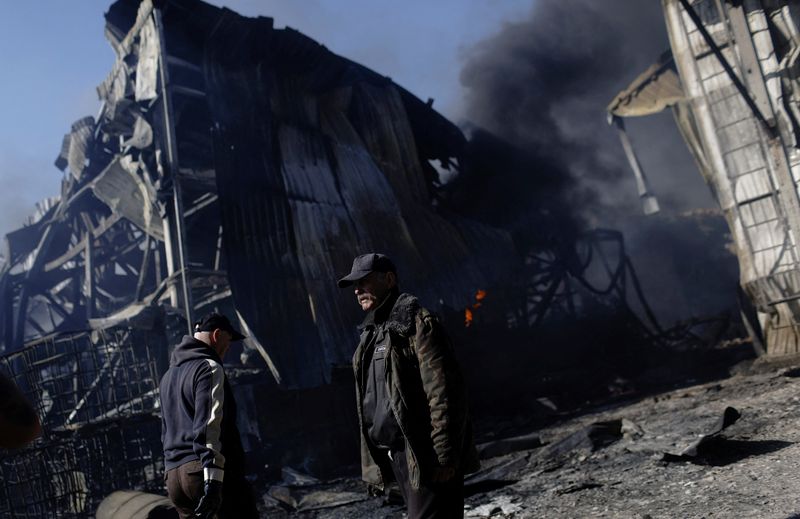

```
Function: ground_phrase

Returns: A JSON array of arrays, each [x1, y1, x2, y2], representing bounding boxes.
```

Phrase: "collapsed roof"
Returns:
[[1, 0, 521, 389]]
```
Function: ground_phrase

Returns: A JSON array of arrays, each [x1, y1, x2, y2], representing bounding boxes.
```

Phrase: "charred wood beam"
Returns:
[[144, 270, 181, 305], [13, 196, 73, 346], [183, 193, 218, 218], [153, 244, 162, 286], [188, 270, 228, 289], [154, 5, 194, 333], [95, 285, 133, 307], [135, 235, 152, 302], [171, 85, 206, 98], [141, 268, 228, 305], [82, 215, 95, 320], [166, 55, 202, 73], [43, 214, 122, 273], [65, 350, 122, 427], [193, 288, 232, 311]]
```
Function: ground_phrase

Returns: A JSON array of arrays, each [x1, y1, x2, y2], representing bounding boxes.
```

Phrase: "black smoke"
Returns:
[[459, 0, 713, 226], [455, 0, 741, 325]]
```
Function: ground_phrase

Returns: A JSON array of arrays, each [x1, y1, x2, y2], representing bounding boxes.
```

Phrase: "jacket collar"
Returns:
[[358, 290, 420, 337], [359, 288, 399, 331]]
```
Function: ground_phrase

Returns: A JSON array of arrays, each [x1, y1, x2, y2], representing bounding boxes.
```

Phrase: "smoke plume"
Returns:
[[459, 0, 712, 226], [458, 0, 740, 324]]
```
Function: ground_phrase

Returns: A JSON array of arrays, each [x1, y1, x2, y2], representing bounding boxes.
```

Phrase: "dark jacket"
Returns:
[[353, 291, 480, 490], [160, 336, 245, 483]]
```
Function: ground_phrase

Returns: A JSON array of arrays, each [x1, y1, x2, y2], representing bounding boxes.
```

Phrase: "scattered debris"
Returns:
[[465, 495, 524, 518], [464, 455, 527, 497], [476, 432, 542, 459], [621, 418, 645, 440], [281, 467, 321, 487], [266, 467, 371, 513], [540, 420, 623, 460], [662, 406, 741, 462], [553, 479, 604, 495]]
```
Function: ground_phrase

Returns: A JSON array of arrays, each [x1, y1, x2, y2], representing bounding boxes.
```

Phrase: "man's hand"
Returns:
[[193, 480, 223, 519], [430, 465, 456, 483]]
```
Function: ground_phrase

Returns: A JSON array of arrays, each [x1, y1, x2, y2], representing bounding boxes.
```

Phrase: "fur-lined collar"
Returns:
[[385, 293, 419, 336]]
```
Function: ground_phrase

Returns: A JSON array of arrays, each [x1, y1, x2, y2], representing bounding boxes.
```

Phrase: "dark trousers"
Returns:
[[165, 460, 259, 519], [389, 446, 464, 519]]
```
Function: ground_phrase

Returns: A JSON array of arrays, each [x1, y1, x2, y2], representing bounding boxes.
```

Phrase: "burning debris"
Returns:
[[464, 289, 486, 328]]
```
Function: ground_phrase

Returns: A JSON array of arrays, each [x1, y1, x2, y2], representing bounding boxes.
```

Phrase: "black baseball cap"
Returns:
[[194, 312, 246, 341], [337, 253, 397, 288]]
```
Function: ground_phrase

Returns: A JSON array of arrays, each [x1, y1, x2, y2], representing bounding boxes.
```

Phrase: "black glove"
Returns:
[[193, 479, 223, 519]]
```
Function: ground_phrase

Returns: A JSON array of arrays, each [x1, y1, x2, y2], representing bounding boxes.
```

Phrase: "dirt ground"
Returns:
[[261, 359, 800, 518]]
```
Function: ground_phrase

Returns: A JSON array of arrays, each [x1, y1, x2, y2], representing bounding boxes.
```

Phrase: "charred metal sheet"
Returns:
[[134, 15, 160, 102], [3, 202, 58, 266], [607, 51, 684, 118], [201, 7, 518, 387], [662, 406, 741, 462], [90, 156, 163, 240], [67, 117, 96, 180], [122, 113, 154, 149]]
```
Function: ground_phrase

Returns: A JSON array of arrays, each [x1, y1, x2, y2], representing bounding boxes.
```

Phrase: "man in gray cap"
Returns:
[[159, 312, 258, 519], [339, 253, 479, 519]]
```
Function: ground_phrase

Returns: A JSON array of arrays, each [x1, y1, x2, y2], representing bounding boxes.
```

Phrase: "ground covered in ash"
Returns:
[[258, 361, 800, 518]]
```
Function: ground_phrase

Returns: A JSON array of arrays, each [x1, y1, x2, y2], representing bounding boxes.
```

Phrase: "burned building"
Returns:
[[0, 0, 683, 515], [610, 1, 800, 358]]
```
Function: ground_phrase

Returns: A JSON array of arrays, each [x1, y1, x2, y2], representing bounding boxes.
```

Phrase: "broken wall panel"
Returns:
[[197, 6, 520, 386], [661, 0, 800, 355]]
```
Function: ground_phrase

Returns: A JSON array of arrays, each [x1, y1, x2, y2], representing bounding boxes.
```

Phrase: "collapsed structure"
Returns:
[[0, 0, 679, 515], [610, 0, 800, 357]]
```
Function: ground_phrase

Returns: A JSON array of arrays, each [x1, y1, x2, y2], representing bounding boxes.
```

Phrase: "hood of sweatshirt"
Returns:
[[170, 335, 222, 367]]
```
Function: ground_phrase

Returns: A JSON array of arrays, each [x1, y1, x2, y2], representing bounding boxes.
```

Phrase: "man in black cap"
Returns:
[[339, 253, 479, 519], [159, 312, 258, 519]]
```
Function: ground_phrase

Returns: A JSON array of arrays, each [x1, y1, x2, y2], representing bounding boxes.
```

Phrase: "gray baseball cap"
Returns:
[[337, 253, 397, 288]]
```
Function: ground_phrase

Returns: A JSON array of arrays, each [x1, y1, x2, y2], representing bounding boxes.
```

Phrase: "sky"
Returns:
[[0, 0, 533, 239]]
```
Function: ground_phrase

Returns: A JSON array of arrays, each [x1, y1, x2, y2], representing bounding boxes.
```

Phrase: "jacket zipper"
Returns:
[[384, 337, 421, 489]]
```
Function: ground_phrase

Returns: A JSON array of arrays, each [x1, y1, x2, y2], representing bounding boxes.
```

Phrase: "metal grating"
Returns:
[[0, 418, 164, 518], [0, 328, 165, 517], [0, 330, 160, 434]]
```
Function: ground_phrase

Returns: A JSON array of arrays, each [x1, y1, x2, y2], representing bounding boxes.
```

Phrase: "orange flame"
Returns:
[[464, 289, 487, 328]]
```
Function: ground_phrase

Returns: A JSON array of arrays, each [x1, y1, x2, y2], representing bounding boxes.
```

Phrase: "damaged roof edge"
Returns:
[[607, 49, 685, 118]]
